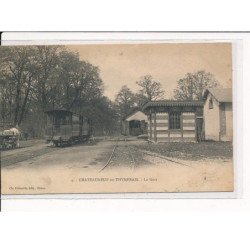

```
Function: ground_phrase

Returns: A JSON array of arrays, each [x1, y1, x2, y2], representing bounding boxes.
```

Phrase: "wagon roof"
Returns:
[[142, 100, 204, 110], [44, 109, 73, 114]]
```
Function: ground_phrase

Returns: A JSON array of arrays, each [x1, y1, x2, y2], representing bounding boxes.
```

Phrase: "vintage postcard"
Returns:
[[0, 42, 234, 195]]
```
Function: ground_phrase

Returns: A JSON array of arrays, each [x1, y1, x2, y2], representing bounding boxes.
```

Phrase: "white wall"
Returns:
[[225, 103, 233, 141], [204, 93, 220, 140]]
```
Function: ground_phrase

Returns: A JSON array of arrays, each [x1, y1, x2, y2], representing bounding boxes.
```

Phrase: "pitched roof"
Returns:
[[203, 88, 232, 103], [143, 100, 204, 110], [124, 111, 147, 121]]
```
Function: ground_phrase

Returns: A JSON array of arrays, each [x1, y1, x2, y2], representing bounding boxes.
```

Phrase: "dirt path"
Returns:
[[1, 139, 234, 194], [2, 140, 115, 170], [1, 140, 58, 167]]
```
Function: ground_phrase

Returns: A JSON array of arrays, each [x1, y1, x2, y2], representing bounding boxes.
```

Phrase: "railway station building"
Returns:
[[203, 88, 232, 141], [143, 100, 204, 142], [121, 111, 148, 136]]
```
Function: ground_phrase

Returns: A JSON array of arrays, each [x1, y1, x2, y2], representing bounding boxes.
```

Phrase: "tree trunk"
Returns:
[[14, 80, 21, 126], [18, 79, 32, 125]]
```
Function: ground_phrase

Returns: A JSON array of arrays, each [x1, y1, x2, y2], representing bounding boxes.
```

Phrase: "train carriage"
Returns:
[[0, 128, 20, 150], [45, 109, 91, 146]]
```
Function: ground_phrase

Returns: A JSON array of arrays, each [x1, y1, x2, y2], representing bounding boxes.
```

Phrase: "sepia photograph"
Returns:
[[0, 42, 233, 194], [1, 0, 250, 248]]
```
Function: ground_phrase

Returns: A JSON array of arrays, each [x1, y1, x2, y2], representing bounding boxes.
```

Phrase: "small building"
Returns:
[[203, 88, 232, 141], [121, 111, 148, 136], [143, 100, 204, 142]]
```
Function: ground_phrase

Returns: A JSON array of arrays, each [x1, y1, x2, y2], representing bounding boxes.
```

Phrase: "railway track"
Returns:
[[98, 139, 119, 172], [141, 150, 191, 167], [99, 137, 191, 172], [99, 137, 137, 172], [126, 144, 136, 170]]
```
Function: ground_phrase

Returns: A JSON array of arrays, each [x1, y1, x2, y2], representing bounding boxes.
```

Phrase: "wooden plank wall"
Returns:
[[147, 114, 151, 139], [148, 111, 196, 142], [151, 113, 155, 141], [156, 113, 169, 142], [182, 112, 196, 142]]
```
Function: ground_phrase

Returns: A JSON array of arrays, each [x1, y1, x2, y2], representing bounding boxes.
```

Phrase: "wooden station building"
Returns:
[[143, 100, 204, 142], [121, 111, 148, 136]]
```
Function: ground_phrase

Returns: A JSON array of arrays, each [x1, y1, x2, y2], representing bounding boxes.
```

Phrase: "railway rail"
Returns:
[[99, 137, 191, 172], [126, 144, 136, 170], [141, 150, 191, 167], [99, 139, 119, 172]]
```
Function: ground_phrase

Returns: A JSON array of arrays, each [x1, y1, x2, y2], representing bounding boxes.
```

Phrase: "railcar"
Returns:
[[0, 128, 20, 150], [0, 134, 18, 149], [44, 109, 91, 147]]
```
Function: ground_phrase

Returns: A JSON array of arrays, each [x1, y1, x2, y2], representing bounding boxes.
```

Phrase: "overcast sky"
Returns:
[[68, 43, 232, 101]]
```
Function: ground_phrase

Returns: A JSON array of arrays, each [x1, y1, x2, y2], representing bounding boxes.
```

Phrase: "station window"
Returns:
[[169, 112, 181, 130], [209, 98, 213, 109], [55, 114, 71, 125], [72, 115, 79, 124]]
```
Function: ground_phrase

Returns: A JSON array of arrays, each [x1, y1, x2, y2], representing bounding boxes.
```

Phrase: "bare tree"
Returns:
[[136, 75, 165, 103], [174, 70, 219, 101]]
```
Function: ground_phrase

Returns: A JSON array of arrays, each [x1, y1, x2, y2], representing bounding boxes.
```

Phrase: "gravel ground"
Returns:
[[136, 141, 233, 161], [1, 139, 233, 169], [108, 142, 151, 169]]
